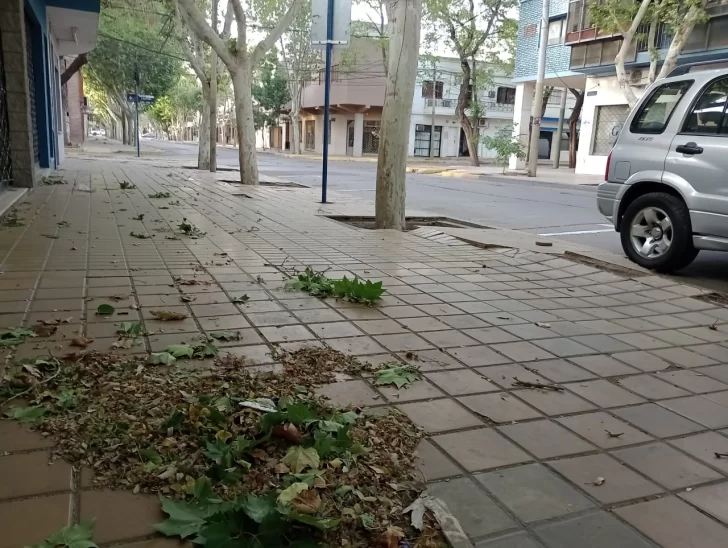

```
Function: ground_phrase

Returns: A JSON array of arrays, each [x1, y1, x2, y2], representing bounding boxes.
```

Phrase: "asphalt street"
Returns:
[[145, 139, 728, 292]]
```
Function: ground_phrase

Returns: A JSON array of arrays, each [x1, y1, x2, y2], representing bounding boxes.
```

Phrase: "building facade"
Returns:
[[0, 0, 99, 188], [510, 0, 586, 169], [562, 0, 728, 175]]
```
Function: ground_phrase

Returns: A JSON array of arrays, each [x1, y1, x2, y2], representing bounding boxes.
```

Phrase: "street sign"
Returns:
[[126, 93, 155, 104], [311, 0, 351, 48]]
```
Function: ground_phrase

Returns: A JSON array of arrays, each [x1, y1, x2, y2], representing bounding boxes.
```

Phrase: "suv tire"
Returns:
[[620, 192, 698, 273]]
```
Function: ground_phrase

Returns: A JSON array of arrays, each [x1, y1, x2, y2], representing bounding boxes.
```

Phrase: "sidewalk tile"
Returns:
[[615, 497, 728, 548], [556, 412, 653, 448], [490, 341, 555, 362], [549, 453, 662, 503], [420, 329, 480, 348], [308, 322, 363, 339], [0, 421, 54, 453], [616, 374, 692, 400], [669, 432, 728, 473], [0, 494, 71, 548], [429, 477, 516, 538], [447, 345, 511, 367], [415, 439, 461, 480], [532, 337, 597, 358], [612, 442, 723, 489], [80, 490, 164, 544], [564, 379, 645, 408], [458, 392, 543, 423], [378, 378, 444, 403], [569, 354, 640, 377], [433, 428, 532, 471], [398, 400, 482, 432], [400, 349, 464, 371], [498, 420, 596, 458], [476, 463, 593, 522], [463, 327, 520, 344], [656, 370, 728, 394], [374, 333, 433, 352], [514, 388, 596, 415], [527, 359, 595, 382], [659, 395, 728, 429], [475, 532, 543, 548], [613, 403, 704, 438], [425, 369, 499, 396], [651, 347, 718, 368], [679, 481, 728, 524], [534, 511, 654, 548], [316, 380, 382, 407], [0, 452, 72, 498]]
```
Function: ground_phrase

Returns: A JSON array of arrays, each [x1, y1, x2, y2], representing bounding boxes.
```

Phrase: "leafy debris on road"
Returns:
[[132, 214, 145, 221], [512, 378, 564, 392], [150, 310, 188, 321], [130, 231, 151, 239], [0, 347, 441, 547], [149, 192, 172, 199], [178, 218, 206, 238], [285, 266, 385, 305], [96, 304, 115, 316], [232, 294, 250, 304], [29, 522, 97, 548], [119, 181, 136, 190], [0, 327, 36, 347], [375, 365, 422, 389]]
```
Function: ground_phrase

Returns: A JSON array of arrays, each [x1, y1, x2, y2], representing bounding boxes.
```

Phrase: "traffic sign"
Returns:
[[126, 93, 155, 104], [311, 0, 351, 48]]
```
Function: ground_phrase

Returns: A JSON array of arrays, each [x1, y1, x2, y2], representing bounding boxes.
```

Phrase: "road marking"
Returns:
[[538, 228, 615, 236]]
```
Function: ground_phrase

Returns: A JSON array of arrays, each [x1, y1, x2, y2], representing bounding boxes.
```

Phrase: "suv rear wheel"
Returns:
[[620, 192, 698, 272]]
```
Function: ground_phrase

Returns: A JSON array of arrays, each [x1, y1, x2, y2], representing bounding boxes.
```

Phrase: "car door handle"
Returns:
[[676, 142, 703, 155]]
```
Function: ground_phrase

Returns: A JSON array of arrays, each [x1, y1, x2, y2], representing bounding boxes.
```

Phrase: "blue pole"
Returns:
[[321, 0, 335, 203], [135, 68, 140, 158]]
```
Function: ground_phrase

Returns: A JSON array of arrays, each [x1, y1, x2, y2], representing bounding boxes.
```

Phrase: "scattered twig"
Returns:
[[605, 429, 624, 438], [512, 377, 563, 392], [715, 452, 728, 459]]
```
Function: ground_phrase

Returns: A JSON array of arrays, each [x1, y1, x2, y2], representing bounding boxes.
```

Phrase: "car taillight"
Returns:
[[605, 151, 612, 181]]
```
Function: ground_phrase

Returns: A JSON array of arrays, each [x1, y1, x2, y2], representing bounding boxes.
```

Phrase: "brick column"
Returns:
[[0, 0, 36, 188]]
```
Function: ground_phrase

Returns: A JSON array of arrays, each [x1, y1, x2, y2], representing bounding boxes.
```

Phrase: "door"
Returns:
[[413, 125, 442, 157], [664, 76, 728, 235], [346, 120, 354, 155]]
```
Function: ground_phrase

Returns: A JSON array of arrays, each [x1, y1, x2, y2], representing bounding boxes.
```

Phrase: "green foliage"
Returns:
[[0, 326, 36, 347], [483, 124, 526, 173], [31, 522, 97, 548], [178, 218, 206, 238], [149, 352, 177, 366], [282, 446, 320, 474], [374, 365, 422, 389], [164, 344, 195, 359], [4, 404, 47, 423], [209, 331, 240, 341], [96, 304, 115, 316], [118, 322, 143, 338], [231, 294, 250, 304], [284, 267, 385, 304], [252, 50, 290, 131], [155, 488, 328, 546]]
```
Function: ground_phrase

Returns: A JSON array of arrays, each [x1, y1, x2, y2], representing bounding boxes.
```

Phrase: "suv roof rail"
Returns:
[[667, 60, 728, 77]]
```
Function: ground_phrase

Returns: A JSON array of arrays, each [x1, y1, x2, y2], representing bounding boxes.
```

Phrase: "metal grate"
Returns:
[[592, 105, 630, 155], [0, 28, 13, 185], [362, 120, 380, 155], [25, 15, 38, 164]]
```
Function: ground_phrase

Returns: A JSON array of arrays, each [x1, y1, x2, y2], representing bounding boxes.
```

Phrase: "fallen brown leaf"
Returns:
[[272, 423, 304, 444], [150, 310, 188, 321], [70, 336, 92, 348], [378, 526, 405, 548], [291, 489, 321, 515], [31, 324, 57, 337]]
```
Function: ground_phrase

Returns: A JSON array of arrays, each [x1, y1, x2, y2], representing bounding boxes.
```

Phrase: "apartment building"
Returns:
[[562, 0, 728, 174], [510, 0, 585, 170], [0, 0, 100, 188]]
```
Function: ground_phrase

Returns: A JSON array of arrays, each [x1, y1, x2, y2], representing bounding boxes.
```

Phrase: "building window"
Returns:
[[496, 87, 516, 105], [548, 18, 566, 45], [363, 120, 380, 154], [708, 15, 728, 49], [592, 105, 630, 155], [304, 120, 315, 150], [631, 80, 692, 134], [682, 78, 728, 134], [414, 124, 442, 157], [585, 42, 601, 66], [422, 80, 444, 98]]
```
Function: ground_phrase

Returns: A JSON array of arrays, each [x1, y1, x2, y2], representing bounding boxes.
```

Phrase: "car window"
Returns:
[[683, 77, 728, 135], [631, 80, 693, 134]]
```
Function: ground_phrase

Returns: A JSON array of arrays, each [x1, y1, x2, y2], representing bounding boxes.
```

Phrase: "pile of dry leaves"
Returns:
[[0, 347, 444, 547]]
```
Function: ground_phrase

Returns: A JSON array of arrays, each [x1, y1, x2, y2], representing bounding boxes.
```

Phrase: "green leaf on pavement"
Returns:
[[281, 446, 320, 474], [5, 404, 47, 423], [375, 365, 421, 389], [153, 496, 209, 539], [360, 513, 376, 530], [148, 352, 177, 365], [286, 403, 318, 426], [118, 321, 143, 338], [208, 330, 239, 341], [35, 522, 98, 548], [163, 344, 194, 359], [241, 492, 276, 523], [231, 294, 249, 303], [193, 341, 219, 358], [96, 304, 115, 316], [277, 483, 309, 505], [289, 512, 341, 531]]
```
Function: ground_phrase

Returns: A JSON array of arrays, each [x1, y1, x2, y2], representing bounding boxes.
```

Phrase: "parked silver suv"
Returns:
[[598, 64, 728, 272]]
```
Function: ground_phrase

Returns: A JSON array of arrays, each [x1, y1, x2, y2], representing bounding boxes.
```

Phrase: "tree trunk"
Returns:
[[61, 53, 87, 86], [567, 88, 584, 169], [455, 59, 479, 167], [231, 67, 260, 185], [375, 0, 422, 230], [647, 12, 659, 85], [120, 113, 127, 145], [615, 0, 652, 108], [541, 86, 554, 118], [656, 0, 707, 80], [198, 89, 211, 170], [290, 83, 302, 154]]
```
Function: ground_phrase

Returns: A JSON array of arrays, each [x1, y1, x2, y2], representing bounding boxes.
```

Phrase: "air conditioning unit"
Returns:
[[487, 91, 496, 98], [629, 70, 643, 85], [478, 118, 488, 128], [416, 124, 425, 131]]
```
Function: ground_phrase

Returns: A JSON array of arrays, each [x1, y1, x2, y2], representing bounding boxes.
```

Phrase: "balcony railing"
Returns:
[[424, 98, 456, 108]]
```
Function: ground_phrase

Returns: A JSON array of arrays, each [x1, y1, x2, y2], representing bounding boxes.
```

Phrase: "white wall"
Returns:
[[576, 75, 645, 175]]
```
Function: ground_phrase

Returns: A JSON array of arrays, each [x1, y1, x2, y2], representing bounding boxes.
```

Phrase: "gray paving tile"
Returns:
[[428, 477, 516, 538], [534, 511, 654, 548], [557, 412, 653, 448], [316, 380, 382, 407], [425, 369, 500, 396], [615, 496, 728, 548], [656, 369, 728, 394], [446, 345, 512, 367], [458, 392, 543, 423], [434, 427, 532, 471], [498, 420, 596, 458], [669, 432, 728, 474], [610, 350, 672, 372], [651, 347, 719, 368], [659, 395, 728, 429], [475, 532, 543, 548], [679, 481, 728, 525], [532, 337, 597, 358], [514, 388, 596, 416], [564, 379, 645, 408], [415, 439, 461, 481], [571, 334, 636, 353], [489, 341, 555, 362], [524, 359, 595, 382], [549, 453, 663, 503], [397, 399, 482, 433], [476, 463, 593, 522], [463, 327, 521, 344], [616, 374, 692, 400], [612, 442, 723, 489], [613, 403, 704, 438], [569, 354, 640, 377]]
